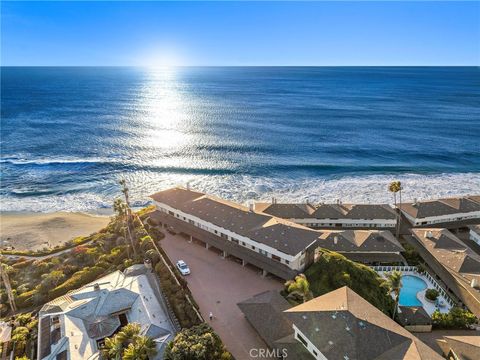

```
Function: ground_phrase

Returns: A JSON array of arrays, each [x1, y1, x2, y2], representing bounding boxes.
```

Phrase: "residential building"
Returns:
[[437, 336, 480, 360], [150, 187, 406, 280], [411, 229, 480, 318], [396, 306, 432, 333], [469, 225, 480, 246], [400, 196, 480, 227], [37, 265, 176, 360], [238, 286, 442, 360], [255, 201, 397, 229], [318, 229, 406, 265]]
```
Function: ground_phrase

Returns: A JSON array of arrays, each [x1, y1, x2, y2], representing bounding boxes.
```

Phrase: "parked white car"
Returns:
[[176, 260, 190, 275]]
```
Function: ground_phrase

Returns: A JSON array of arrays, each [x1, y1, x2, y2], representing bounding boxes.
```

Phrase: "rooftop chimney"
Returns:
[[93, 283, 100, 291], [249, 202, 254, 212]]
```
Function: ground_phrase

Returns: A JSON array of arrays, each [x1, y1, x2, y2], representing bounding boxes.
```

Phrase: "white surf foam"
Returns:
[[1, 172, 479, 213]]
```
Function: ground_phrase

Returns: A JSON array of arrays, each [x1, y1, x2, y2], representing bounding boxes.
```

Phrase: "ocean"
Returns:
[[1, 66, 479, 213]]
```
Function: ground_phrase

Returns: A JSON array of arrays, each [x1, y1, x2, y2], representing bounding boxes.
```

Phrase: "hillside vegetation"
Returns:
[[305, 249, 394, 315]]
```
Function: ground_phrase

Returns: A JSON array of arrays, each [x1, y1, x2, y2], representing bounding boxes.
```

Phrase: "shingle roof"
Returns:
[[237, 290, 293, 348], [257, 202, 397, 220], [150, 187, 320, 256], [397, 306, 432, 326], [400, 196, 480, 219], [284, 287, 442, 360], [437, 336, 480, 360], [319, 230, 404, 253], [411, 229, 480, 277]]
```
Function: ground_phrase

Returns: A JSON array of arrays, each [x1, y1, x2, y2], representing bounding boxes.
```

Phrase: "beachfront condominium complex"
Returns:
[[37, 265, 175, 360], [238, 286, 442, 360], [400, 196, 480, 227], [255, 201, 397, 229], [150, 187, 405, 280], [411, 228, 480, 318]]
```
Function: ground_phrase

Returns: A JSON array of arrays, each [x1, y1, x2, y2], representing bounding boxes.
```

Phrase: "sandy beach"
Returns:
[[0, 212, 111, 251]]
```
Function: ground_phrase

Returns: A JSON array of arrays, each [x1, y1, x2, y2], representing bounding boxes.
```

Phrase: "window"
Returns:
[[285, 260, 290, 265], [272, 254, 281, 262], [168, 211, 174, 216], [251, 245, 256, 250], [297, 333, 308, 347]]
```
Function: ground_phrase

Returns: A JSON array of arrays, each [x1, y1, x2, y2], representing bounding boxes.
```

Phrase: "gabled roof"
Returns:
[[284, 287, 442, 360], [411, 229, 480, 277], [257, 201, 397, 220], [400, 196, 480, 219], [397, 306, 431, 326], [319, 230, 404, 253], [254, 203, 315, 218], [150, 187, 321, 256], [237, 290, 293, 348], [437, 336, 480, 360]]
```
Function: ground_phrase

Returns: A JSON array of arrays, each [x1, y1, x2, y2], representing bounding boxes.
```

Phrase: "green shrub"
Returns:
[[425, 289, 439, 301], [164, 323, 233, 360], [305, 249, 394, 315], [49, 266, 105, 299], [432, 307, 477, 329]]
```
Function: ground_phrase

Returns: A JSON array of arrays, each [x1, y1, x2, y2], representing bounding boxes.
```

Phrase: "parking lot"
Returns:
[[161, 231, 283, 359]]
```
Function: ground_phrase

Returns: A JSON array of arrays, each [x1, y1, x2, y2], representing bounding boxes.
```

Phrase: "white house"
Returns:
[[37, 265, 176, 360]]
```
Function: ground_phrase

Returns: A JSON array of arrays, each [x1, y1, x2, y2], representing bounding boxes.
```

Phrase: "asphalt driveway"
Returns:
[[161, 232, 283, 359]]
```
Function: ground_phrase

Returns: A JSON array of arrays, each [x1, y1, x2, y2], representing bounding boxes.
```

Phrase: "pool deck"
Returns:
[[377, 270, 451, 315]]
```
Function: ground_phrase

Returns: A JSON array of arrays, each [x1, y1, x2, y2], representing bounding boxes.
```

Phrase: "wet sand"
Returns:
[[0, 212, 110, 251]]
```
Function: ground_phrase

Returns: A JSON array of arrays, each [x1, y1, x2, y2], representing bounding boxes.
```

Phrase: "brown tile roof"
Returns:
[[150, 187, 320, 256], [319, 230, 404, 253], [284, 287, 442, 360], [400, 196, 480, 219]]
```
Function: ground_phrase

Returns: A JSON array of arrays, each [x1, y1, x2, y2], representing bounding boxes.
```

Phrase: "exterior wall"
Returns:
[[154, 201, 308, 269], [288, 218, 396, 229], [470, 230, 480, 245], [403, 211, 480, 227], [152, 208, 302, 280], [404, 324, 432, 333], [292, 325, 327, 360]]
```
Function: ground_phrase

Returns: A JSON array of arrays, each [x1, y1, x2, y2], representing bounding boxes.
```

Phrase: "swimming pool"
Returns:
[[399, 275, 427, 306]]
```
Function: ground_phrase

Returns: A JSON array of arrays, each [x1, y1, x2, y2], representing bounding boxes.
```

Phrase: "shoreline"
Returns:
[[0, 211, 111, 251]]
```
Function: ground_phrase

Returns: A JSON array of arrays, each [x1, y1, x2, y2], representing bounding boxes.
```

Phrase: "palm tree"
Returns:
[[382, 270, 403, 319], [118, 179, 137, 256], [123, 335, 157, 360], [115, 323, 141, 345], [388, 181, 402, 240], [101, 323, 143, 360], [101, 337, 123, 360], [285, 274, 313, 303]]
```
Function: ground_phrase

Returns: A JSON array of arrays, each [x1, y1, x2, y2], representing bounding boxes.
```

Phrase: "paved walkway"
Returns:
[[161, 232, 283, 360]]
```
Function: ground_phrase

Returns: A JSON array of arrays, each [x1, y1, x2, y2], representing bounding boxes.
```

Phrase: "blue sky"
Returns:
[[1, 1, 479, 66]]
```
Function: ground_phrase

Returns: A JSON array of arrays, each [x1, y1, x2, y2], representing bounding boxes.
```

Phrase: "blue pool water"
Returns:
[[399, 275, 427, 306]]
